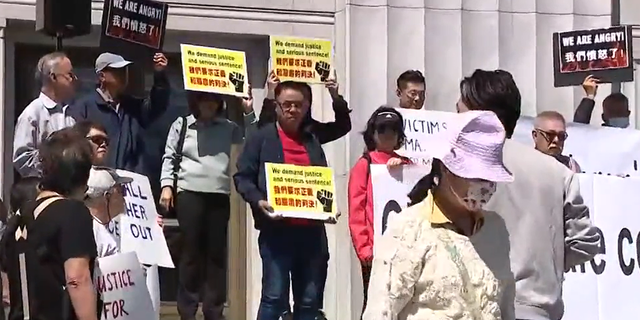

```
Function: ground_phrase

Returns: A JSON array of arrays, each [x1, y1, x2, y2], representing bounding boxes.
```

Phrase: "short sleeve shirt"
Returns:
[[24, 197, 97, 320]]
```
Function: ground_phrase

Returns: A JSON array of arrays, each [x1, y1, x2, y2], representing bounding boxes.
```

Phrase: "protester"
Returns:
[[257, 70, 351, 144], [68, 52, 170, 174], [234, 81, 331, 320], [6, 128, 98, 320], [363, 110, 513, 320], [13, 52, 77, 178], [159, 90, 255, 320], [533, 111, 581, 173], [395, 70, 426, 109], [457, 69, 600, 320], [573, 75, 631, 128], [73, 120, 110, 165], [347, 106, 411, 315], [84, 167, 132, 257]]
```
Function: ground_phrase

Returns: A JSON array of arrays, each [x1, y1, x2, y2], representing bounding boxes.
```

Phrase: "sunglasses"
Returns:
[[535, 129, 568, 142], [87, 135, 109, 147]]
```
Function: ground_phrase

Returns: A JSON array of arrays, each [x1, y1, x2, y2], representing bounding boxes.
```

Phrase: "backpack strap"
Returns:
[[171, 116, 189, 191]]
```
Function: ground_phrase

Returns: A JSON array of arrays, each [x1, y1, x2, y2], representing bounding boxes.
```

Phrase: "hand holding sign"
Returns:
[[315, 61, 331, 82], [316, 189, 334, 213], [258, 200, 282, 220], [153, 53, 167, 72], [582, 75, 599, 98], [229, 72, 245, 93], [324, 70, 339, 99]]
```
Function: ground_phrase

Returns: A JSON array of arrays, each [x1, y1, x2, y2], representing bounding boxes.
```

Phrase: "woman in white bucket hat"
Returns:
[[363, 110, 513, 320]]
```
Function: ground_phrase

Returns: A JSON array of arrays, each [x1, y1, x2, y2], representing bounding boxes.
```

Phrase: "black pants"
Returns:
[[176, 191, 230, 320]]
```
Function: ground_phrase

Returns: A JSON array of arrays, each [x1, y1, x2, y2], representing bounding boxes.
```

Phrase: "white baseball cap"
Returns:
[[86, 166, 133, 198]]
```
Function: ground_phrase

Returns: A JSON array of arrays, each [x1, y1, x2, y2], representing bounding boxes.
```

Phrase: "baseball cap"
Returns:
[[86, 166, 133, 198], [95, 53, 132, 73], [431, 110, 513, 183]]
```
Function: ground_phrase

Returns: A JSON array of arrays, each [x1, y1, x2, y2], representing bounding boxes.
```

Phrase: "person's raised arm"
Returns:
[[60, 201, 98, 320], [240, 84, 258, 136], [310, 72, 352, 144], [139, 53, 170, 127], [13, 112, 41, 178], [573, 75, 598, 124], [563, 171, 601, 269]]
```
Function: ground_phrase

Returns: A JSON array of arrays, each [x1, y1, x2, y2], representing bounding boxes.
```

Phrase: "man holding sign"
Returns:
[[68, 52, 170, 175], [234, 81, 334, 320]]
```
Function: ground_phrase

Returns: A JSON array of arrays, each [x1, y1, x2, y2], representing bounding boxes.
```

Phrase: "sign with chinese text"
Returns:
[[180, 44, 249, 98], [270, 36, 332, 84], [553, 26, 634, 87], [100, 0, 168, 58], [265, 163, 337, 220]]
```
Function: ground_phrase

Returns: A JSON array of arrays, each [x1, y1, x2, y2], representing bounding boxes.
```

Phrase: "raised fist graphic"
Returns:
[[314, 61, 331, 82], [316, 189, 334, 213], [229, 72, 245, 93]]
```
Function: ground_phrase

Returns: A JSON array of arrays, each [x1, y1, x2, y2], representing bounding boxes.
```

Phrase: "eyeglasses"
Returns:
[[87, 135, 109, 147], [52, 72, 78, 81], [405, 90, 425, 99], [277, 101, 307, 111], [535, 129, 568, 142]]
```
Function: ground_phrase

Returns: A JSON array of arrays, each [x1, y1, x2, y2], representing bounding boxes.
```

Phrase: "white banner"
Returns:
[[562, 174, 640, 320], [397, 109, 640, 176], [370, 164, 431, 240], [114, 170, 174, 268], [95, 252, 155, 320]]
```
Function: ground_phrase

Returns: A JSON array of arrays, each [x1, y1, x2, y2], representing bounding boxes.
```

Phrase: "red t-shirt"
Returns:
[[277, 127, 312, 225]]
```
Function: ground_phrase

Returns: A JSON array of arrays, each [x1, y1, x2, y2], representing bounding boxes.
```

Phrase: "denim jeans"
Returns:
[[257, 225, 328, 320]]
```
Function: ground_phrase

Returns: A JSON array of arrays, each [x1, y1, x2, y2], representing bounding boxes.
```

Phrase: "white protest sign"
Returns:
[[396, 109, 451, 164], [116, 170, 174, 268], [95, 252, 155, 320], [370, 164, 432, 243], [399, 109, 640, 175], [562, 174, 640, 320]]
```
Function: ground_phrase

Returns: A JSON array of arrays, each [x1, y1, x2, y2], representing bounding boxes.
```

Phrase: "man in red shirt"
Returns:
[[234, 81, 332, 320]]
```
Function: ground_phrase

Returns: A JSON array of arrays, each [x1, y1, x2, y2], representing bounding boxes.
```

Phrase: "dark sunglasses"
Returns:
[[87, 135, 109, 147], [536, 129, 568, 142]]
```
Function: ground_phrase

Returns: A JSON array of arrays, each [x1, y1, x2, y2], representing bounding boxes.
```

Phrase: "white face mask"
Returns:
[[453, 181, 497, 211]]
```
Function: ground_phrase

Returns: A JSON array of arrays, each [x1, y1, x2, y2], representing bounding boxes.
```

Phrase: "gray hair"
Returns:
[[35, 52, 67, 86]]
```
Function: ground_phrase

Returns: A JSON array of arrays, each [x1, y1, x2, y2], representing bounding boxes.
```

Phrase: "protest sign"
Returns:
[[116, 170, 174, 268], [100, 0, 168, 58], [270, 36, 332, 83], [561, 175, 640, 320], [180, 44, 249, 97], [95, 252, 155, 320], [400, 110, 640, 176], [370, 164, 432, 243], [395, 109, 451, 164], [265, 163, 337, 220], [552, 26, 633, 87]]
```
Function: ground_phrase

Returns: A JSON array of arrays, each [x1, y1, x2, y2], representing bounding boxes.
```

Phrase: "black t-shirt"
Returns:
[[7, 197, 97, 320]]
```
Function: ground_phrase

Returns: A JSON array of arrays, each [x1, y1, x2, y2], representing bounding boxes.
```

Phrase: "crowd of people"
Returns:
[[0, 47, 627, 320]]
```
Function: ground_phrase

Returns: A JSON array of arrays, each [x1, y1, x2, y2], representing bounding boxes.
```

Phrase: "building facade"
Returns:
[[0, 0, 639, 319]]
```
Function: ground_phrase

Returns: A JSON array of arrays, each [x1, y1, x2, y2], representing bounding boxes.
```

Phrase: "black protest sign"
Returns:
[[100, 0, 168, 59], [553, 26, 633, 87]]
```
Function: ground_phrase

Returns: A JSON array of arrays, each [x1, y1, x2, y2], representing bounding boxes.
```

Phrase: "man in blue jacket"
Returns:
[[68, 52, 170, 174]]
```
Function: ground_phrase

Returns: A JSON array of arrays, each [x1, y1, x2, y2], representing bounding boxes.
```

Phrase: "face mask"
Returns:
[[452, 181, 497, 211], [606, 117, 629, 128]]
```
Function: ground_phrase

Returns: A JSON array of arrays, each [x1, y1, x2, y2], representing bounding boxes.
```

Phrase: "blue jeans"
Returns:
[[257, 225, 328, 320]]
